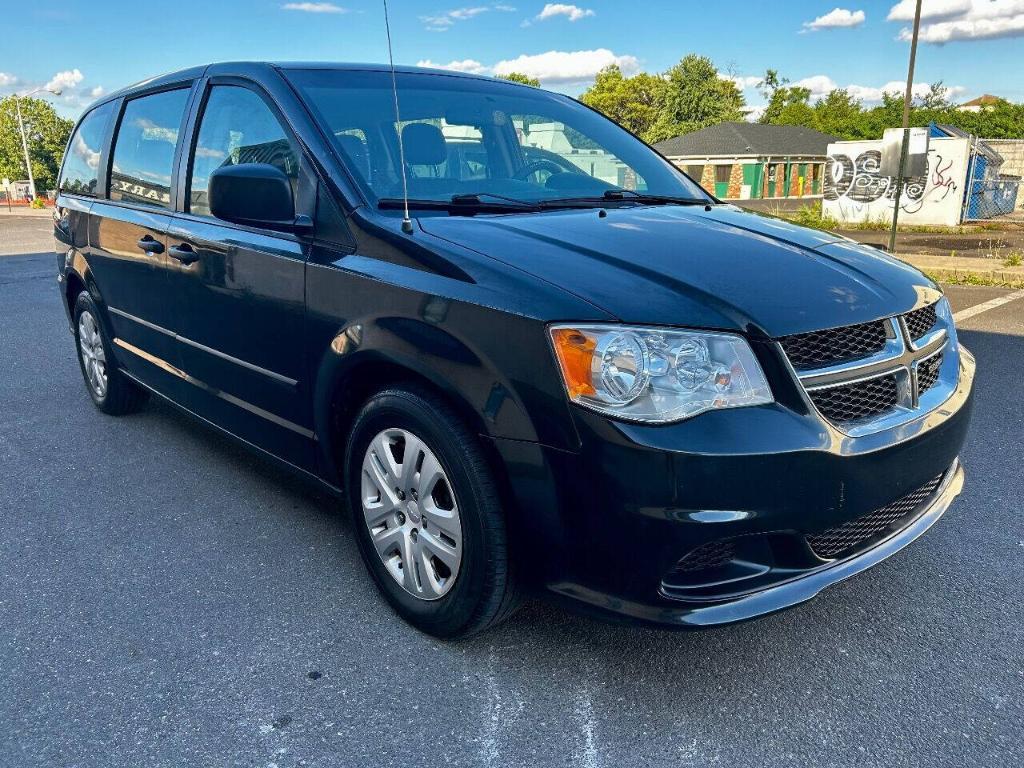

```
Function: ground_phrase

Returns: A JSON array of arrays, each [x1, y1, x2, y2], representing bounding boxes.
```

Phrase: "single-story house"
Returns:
[[957, 94, 1004, 113], [653, 122, 840, 200]]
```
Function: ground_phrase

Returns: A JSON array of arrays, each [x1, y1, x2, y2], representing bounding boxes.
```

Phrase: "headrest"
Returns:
[[402, 123, 447, 166], [336, 134, 369, 178]]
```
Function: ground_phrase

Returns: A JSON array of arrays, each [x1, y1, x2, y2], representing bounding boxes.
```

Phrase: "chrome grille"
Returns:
[[905, 303, 938, 341], [779, 320, 888, 370], [778, 300, 954, 435], [807, 473, 945, 559], [918, 353, 943, 395], [809, 374, 900, 423]]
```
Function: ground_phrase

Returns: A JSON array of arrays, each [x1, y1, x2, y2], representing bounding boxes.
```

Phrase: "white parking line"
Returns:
[[953, 289, 1024, 323]]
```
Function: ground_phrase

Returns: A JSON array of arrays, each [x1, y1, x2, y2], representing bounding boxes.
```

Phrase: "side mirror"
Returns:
[[209, 163, 299, 229]]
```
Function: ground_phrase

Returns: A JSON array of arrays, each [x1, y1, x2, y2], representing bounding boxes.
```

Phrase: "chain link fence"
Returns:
[[964, 178, 1021, 221]]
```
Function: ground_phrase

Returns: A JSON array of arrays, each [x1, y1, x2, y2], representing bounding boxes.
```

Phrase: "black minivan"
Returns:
[[54, 63, 974, 637]]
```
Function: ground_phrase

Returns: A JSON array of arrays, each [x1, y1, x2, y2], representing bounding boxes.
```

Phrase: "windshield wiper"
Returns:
[[450, 192, 537, 208], [599, 190, 712, 206], [378, 196, 542, 213]]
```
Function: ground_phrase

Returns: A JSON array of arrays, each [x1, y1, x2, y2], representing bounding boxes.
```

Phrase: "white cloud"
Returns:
[[848, 81, 967, 100], [449, 5, 490, 18], [89, 86, 106, 98], [0, 72, 17, 87], [421, 5, 493, 30], [889, 0, 1024, 43], [793, 74, 840, 100], [45, 68, 84, 92], [537, 3, 595, 22], [417, 58, 491, 74], [802, 7, 866, 31], [847, 81, 920, 101], [492, 49, 639, 84], [887, 0, 971, 21], [792, 73, 965, 102], [281, 2, 347, 12], [723, 74, 762, 89], [745, 105, 767, 122]]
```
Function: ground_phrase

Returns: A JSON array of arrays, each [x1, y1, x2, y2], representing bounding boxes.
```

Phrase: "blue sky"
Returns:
[[3, 1, 1023, 118]]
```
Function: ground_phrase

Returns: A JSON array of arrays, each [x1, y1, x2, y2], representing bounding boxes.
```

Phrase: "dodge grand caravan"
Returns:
[[54, 63, 974, 637]]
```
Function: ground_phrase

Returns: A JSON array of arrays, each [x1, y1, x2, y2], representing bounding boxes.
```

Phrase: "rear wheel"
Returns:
[[73, 292, 149, 415], [345, 385, 519, 638]]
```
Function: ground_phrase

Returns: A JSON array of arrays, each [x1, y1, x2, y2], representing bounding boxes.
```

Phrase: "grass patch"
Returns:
[[772, 200, 1011, 235], [923, 269, 1024, 288], [1002, 251, 1023, 268]]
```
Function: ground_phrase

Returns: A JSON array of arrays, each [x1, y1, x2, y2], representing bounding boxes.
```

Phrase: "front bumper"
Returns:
[[493, 346, 975, 628], [552, 457, 963, 627]]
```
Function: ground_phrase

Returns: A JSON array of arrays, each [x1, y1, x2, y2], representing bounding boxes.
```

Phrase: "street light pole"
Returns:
[[13, 95, 37, 200], [10, 86, 62, 201], [887, 0, 923, 255]]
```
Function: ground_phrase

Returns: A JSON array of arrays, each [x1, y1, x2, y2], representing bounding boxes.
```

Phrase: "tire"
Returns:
[[345, 385, 519, 638], [73, 291, 149, 416]]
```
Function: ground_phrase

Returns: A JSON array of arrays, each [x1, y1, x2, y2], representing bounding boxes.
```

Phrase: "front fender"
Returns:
[[312, 312, 544, 483]]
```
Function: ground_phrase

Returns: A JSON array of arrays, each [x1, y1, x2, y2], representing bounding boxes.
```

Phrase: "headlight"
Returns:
[[549, 324, 773, 423]]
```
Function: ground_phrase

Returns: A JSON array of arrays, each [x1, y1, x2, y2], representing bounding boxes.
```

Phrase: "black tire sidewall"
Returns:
[[345, 390, 493, 637], [73, 292, 112, 409]]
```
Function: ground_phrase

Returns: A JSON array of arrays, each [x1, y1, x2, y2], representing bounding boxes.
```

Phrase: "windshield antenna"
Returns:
[[383, 0, 413, 234]]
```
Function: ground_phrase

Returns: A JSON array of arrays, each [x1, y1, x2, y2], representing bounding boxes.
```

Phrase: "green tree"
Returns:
[[579, 65, 667, 142], [499, 72, 541, 87], [0, 96, 73, 194], [813, 89, 865, 137], [757, 69, 805, 125], [761, 85, 813, 126], [774, 93, 816, 127], [916, 81, 951, 110], [651, 55, 745, 141]]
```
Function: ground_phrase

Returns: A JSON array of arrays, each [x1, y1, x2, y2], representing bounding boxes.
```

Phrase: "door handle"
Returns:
[[168, 243, 200, 265], [136, 236, 164, 254]]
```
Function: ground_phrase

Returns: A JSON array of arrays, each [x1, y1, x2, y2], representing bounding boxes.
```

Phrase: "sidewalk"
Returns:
[[0, 207, 53, 218], [898, 252, 1024, 287]]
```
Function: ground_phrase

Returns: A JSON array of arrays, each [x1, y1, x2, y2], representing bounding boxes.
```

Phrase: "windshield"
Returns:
[[286, 69, 711, 206]]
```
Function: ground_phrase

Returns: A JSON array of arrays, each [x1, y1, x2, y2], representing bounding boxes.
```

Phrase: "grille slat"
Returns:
[[779, 320, 889, 370], [807, 474, 944, 559], [809, 374, 899, 423], [917, 352, 943, 395], [905, 303, 938, 341]]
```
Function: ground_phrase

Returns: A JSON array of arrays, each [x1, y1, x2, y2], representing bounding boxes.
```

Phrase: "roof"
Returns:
[[653, 122, 840, 158], [93, 62, 503, 111], [960, 94, 1003, 107]]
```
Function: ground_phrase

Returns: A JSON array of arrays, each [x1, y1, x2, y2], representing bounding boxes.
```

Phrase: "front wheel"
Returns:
[[345, 385, 519, 638]]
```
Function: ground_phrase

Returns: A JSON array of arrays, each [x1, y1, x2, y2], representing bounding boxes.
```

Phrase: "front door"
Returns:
[[88, 87, 192, 396], [168, 83, 313, 469]]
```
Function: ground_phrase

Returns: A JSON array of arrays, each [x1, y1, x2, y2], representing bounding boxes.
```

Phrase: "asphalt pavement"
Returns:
[[2, 217, 1022, 767]]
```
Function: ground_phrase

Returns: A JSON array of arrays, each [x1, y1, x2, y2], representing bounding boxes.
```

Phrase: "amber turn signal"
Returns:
[[550, 327, 597, 398]]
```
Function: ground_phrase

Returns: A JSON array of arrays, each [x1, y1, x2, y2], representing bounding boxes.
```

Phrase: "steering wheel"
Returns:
[[512, 159, 566, 181]]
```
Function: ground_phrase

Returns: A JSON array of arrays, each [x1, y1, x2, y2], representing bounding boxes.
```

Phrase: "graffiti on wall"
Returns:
[[823, 149, 958, 214], [822, 139, 970, 226]]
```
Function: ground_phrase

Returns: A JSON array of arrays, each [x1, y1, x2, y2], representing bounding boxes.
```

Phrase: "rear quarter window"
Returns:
[[59, 101, 116, 197]]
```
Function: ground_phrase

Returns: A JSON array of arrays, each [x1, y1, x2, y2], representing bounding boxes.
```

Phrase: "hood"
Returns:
[[418, 204, 939, 338]]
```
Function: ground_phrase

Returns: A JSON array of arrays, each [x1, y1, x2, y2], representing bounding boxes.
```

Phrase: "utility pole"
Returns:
[[887, 0, 923, 255], [10, 87, 62, 201], [13, 95, 37, 201]]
